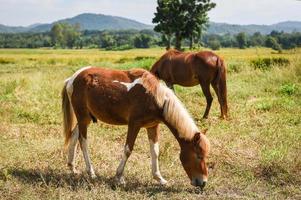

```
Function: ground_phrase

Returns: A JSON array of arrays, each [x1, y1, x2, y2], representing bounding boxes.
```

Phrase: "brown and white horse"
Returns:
[[62, 67, 210, 188], [151, 49, 228, 119]]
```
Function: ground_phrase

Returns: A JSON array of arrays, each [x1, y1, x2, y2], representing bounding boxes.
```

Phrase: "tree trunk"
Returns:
[[166, 34, 171, 50], [189, 34, 193, 49], [175, 32, 182, 50]]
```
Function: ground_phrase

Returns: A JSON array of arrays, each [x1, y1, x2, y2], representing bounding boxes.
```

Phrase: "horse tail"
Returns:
[[215, 57, 228, 118], [62, 83, 76, 150]]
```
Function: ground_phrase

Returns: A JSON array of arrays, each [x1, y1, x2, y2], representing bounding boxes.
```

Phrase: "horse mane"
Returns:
[[140, 71, 199, 140]]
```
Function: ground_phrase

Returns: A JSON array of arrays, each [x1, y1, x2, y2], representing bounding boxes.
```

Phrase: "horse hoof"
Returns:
[[69, 167, 80, 175], [114, 176, 126, 186], [154, 176, 168, 185], [159, 179, 168, 185], [89, 173, 97, 179]]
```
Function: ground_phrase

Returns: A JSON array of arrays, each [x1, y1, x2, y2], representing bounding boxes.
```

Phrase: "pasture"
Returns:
[[0, 48, 300, 199]]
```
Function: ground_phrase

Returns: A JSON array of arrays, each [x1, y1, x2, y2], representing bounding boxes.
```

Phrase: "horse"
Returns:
[[62, 66, 210, 189], [150, 49, 228, 119]]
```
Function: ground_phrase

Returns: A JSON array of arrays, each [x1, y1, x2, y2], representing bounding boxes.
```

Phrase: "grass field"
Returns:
[[0, 47, 300, 199]]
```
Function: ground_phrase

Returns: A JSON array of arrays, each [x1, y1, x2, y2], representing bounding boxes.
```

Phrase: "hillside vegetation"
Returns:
[[0, 48, 300, 199]]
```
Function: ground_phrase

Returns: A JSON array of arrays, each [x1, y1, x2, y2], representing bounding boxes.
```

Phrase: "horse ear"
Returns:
[[202, 128, 208, 135], [193, 132, 201, 145]]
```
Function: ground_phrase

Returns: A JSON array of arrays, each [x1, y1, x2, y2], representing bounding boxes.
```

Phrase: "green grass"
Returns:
[[0, 48, 300, 199]]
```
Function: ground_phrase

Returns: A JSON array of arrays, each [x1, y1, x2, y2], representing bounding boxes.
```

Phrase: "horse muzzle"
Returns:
[[191, 178, 207, 189]]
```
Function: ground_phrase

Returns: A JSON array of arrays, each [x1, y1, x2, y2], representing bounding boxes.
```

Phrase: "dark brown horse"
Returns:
[[62, 66, 210, 188], [151, 49, 228, 119]]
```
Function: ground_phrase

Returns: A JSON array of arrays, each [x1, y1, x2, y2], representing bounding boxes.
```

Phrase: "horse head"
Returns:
[[179, 131, 210, 189]]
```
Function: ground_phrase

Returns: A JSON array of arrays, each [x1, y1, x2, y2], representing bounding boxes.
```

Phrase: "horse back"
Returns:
[[192, 51, 225, 82], [70, 67, 161, 125], [151, 51, 199, 86]]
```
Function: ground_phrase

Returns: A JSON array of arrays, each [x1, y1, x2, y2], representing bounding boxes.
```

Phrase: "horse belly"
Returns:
[[172, 66, 199, 87]]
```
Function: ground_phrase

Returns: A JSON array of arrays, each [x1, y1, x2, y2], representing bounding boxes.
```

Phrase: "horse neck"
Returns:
[[163, 120, 193, 149], [159, 86, 198, 141]]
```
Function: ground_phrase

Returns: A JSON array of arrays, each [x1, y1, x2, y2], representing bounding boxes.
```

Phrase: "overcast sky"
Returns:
[[0, 0, 300, 26]]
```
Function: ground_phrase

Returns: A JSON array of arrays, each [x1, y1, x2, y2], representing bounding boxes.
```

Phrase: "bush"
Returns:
[[227, 61, 244, 73], [208, 39, 221, 50], [134, 56, 156, 61], [280, 83, 297, 96], [251, 57, 290, 70], [0, 58, 15, 64], [265, 36, 282, 52]]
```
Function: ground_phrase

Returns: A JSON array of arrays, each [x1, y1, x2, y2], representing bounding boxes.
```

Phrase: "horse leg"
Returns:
[[67, 124, 79, 174], [114, 122, 140, 185], [147, 125, 167, 185], [78, 122, 96, 179], [200, 82, 213, 119], [212, 83, 224, 119]]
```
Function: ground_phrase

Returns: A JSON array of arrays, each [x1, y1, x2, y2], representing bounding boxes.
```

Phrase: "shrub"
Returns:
[[251, 57, 290, 70], [134, 56, 156, 61], [115, 57, 134, 64], [256, 102, 272, 111], [208, 39, 221, 50], [280, 83, 297, 96], [0, 58, 15, 64], [227, 61, 244, 73]]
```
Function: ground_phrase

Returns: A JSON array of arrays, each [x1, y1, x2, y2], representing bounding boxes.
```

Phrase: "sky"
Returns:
[[0, 0, 300, 27]]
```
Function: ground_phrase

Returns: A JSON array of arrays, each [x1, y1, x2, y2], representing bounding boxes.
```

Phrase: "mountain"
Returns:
[[207, 21, 301, 35], [0, 13, 153, 33], [0, 13, 301, 34], [0, 24, 28, 33]]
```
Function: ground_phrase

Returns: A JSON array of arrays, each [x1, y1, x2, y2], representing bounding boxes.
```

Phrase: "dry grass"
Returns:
[[0, 47, 300, 199]]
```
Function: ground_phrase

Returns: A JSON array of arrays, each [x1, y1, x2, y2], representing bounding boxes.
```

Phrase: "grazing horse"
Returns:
[[62, 66, 210, 188], [150, 49, 228, 119]]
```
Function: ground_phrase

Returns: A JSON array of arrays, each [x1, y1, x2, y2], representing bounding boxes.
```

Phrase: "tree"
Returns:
[[208, 39, 221, 50], [133, 34, 152, 48], [50, 23, 81, 48], [100, 33, 116, 49], [250, 32, 264, 47], [50, 23, 64, 47], [153, 0, 174, 49], [236, 32, 248, 49], [182, 0, 216, 49], [265, 36, 282, 52], [153, 0, 215, 50], [63, 23, 81, 48]]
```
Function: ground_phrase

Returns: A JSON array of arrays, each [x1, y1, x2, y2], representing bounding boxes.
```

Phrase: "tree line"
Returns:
[[0, 25, 300, 51], [1, 0, 300, 51], [0, 23, 160, 50], [203, 31, 301, 51]]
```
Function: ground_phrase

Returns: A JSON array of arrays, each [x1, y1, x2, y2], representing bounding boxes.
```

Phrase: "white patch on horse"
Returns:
[[65, 66, 91, 99], [149, 140, 167, 185], [79, 136, 96, 178], [68, 125, 79, 172], [113, 78, 142, 91]]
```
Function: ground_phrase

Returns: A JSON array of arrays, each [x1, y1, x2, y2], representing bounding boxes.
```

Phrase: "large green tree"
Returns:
[[153, 0, 215, 50], [50, 23, 81, 48], [182, 0, 215, 49], [152, 0, 176, 49], [236, 32, 248, 49]]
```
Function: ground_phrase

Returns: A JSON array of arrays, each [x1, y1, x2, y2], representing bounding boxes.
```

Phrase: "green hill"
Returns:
[[0, 13, 300, 34]]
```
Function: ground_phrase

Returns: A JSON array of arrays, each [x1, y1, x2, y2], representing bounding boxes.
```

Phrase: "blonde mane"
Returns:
[[140, 71, 199, 140]]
